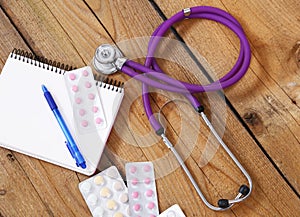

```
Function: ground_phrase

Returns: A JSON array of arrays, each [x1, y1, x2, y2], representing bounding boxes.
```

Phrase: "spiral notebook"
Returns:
[[0, 49, 124, 175]]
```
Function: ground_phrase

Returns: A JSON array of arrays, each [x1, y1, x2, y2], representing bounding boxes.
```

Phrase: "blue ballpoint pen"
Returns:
[[42, 84, 86, 169]]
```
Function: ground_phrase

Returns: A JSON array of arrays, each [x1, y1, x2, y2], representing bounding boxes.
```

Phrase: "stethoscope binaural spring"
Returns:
[[93, 6, 252, 211]]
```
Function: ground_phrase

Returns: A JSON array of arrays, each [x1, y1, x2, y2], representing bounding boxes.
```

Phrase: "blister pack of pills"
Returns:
[[78, 166, 129, 217], [125, 162, 159, 217], [64, 66, 106, 134], [158, 204, 186, 217]]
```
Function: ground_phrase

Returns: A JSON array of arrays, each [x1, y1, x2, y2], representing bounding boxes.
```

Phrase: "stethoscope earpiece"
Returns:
[[239, 184, 250, 196], [218, 199, 230, 209]]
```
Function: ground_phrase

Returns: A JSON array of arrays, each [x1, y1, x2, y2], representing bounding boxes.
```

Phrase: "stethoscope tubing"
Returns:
[[121, 6, 251, 132], [103, 5, 253, 211]]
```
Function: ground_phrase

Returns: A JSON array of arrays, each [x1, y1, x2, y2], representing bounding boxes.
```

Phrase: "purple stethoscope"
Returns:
[[93, 6, 252, 211]]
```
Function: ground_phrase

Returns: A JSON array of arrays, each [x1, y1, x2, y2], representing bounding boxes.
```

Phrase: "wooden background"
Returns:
[[0, 0, 300, 216]]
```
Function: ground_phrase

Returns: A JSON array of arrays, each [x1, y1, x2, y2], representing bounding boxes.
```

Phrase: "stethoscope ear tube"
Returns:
[[93, 5, 253, 211], [200, 112, 252, 210], [161, 111, 252, 211]]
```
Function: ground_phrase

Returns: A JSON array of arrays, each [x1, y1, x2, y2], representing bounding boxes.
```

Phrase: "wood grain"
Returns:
[[87, 0, 300, 216], [154, 0, 300, 193], [0, 0, 299, 216], [0, 3, 91, 217]]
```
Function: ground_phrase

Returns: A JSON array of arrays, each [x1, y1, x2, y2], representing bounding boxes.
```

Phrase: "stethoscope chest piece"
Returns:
[[93, 44, 126, 75]]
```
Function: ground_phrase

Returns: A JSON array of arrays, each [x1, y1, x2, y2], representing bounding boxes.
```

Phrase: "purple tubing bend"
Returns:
[[121, 6, 251, 132]]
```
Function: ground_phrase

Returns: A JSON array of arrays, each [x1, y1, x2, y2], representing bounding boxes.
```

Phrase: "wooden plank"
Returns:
[[0, 148, 52, 217], [0, 1, 105, 216], [85, 0, 300, 216], [0, 5, 94, 216], [0, 0, 299, 216], [0, 8, 53, 217], [219, 0, 300, 187], [1, 0, 83, 66], [218, 0, 300, 112], [0, 1, 231, 213], [153, 0, 300, 194]]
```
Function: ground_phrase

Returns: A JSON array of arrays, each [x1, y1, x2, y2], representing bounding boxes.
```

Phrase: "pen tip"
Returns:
[[41, 84, 48, 92], [81, 162, 87, 169]]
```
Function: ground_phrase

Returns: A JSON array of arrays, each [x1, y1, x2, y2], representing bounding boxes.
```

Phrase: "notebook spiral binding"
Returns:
[[11, 48, 124, 93], [11, 48, 75, 74], [95, 74, 124, 93]]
